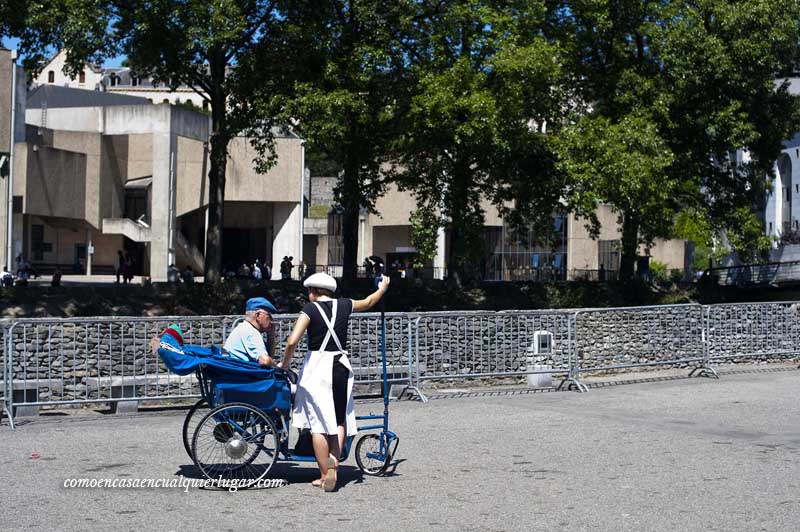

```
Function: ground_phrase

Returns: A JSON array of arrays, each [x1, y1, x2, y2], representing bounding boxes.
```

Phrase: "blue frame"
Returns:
[[193, 290, 398, 471]]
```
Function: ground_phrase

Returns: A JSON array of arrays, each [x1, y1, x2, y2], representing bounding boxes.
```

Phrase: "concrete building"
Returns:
[[1, 48, 28, 272], [0, 79, 302, 281], [10, 48, 691, 282], [304, 177, 692, 280]]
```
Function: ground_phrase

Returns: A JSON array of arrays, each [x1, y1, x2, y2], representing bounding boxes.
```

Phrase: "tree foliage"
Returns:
[[247, 0, 414, 280], [550, 0, 800, 278], [6, 0, 800, 284], [391, 0, 566, 283]]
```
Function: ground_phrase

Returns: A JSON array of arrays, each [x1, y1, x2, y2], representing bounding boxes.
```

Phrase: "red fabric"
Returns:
[[161, 328, 184, 345]]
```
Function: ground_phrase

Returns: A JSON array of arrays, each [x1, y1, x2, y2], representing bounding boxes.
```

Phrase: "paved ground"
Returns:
[[1, 367, 799, 532]]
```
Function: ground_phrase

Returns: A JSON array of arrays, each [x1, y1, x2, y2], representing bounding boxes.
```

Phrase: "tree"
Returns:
[[556, 113, 676, 278], [7, 0, 285, 283], [392, 0, 566, 284], [550, 0, 800, 279], [255, 0, 413, 280]]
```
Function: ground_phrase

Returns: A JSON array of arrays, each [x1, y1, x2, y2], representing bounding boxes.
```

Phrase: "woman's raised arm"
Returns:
[[352, 275, 390, 312]]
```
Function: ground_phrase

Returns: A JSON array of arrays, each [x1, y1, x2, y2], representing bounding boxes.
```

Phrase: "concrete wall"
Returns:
[[271, 202, 301, 279], [371, 225, 413, 259], [26, 216, 122, 267], [225, 137, 303, 204], [566, 204, 689, 271], [175, 135, 207, 217], [26, 107, 104, 132], [0, 52, 26, 269], [308, 176, 337, 207], [371, 184, 416, 227], [23, 143, 88, 221], [0, 49, 12, 152], [567, 205, 621, 270], [647, 238, 690, 270]]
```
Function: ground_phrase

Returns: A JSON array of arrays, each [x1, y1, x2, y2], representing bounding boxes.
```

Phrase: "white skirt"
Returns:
[[292, 350, 357, 436]]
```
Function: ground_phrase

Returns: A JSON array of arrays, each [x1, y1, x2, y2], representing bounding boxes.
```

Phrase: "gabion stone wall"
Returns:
[[413, 312, 574, 379], [707, 303, 800, 360], [574, 305, 706, 370], [4, 317, 237, 403], [3, 303, 800, 408], [2, 313, 411, 404]]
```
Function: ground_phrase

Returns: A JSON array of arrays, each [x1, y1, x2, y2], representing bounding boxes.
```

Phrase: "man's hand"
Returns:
[[149, 335, 160, 356], [258, 353, 274, 367]]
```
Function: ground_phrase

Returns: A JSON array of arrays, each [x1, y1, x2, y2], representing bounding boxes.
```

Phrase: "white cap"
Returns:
[[303, 272, 337, 292]]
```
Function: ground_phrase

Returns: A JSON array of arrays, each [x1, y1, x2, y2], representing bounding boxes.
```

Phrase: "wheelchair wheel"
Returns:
[[355, 433, 391, 476], [191, 403, 279, 487], [182, 399, 209, 460]]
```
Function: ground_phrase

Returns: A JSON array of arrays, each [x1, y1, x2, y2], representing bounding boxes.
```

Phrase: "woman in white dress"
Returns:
[[278, 272, 390, 491]]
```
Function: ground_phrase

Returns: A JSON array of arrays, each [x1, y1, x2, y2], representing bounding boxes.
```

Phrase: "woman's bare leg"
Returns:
[[311, 432, 330, 481], [328, 433, 342, 463], [337, 424, 346, 458]]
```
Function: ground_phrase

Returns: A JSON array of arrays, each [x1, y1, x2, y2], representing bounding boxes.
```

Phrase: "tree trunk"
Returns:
[[204, 132, 228, 284], [446, 166, 470, 287], [619, 214, 639, 281], [204, 55, 229, 285], [340, 146, 360, 281]]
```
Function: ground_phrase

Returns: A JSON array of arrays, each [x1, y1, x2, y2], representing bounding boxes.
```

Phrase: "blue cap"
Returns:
[[246, 297, 277, 313]]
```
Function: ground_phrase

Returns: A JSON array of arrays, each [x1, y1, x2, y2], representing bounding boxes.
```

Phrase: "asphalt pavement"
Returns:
[[1, 368, 799, 532]]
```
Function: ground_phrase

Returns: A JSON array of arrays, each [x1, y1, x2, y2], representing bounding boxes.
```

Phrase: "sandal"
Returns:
[[322, 454, 338, 492]]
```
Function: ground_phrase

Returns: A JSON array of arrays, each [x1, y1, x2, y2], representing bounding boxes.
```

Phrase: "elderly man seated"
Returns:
[[223, 297, 278, 367]]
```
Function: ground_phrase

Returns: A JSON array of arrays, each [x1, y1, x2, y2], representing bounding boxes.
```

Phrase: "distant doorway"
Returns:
[[223, 228, 267, 273]]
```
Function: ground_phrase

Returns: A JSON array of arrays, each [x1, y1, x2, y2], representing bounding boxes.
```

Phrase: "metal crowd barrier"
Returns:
[[570, 304, 717, 391], [412, 310, 580, 390], [705, 302, 800, 363], [2, 316, 239, 428], [231, 312, 414, 387], [4, 302, 800, 428], [1, 320, 11, 427], [0, 312, 418, 427]]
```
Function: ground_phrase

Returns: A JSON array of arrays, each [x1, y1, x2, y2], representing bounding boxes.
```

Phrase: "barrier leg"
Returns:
[[689, 365, 719, 379], [557, 371, 589, 393], [558, 314, 588, 393], [399, 318, 427, 402], [393, 382, 428, 402]]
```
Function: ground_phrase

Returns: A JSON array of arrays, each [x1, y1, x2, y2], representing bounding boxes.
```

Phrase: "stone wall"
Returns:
[[1, 313, 410, 403], [573, 305, 706, 369], [706, 303, 800, 360], [413, 311, 573, 378], [2, 304, 800, 407]]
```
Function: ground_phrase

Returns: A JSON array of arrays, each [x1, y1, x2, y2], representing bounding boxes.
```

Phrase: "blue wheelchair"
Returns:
[[158, 333, 399, 487]]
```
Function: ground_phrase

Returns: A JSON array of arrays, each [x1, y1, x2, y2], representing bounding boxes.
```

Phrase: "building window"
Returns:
[[131, 76, 138, 87], [79, 71, 86, 84], [31, 224, 45, 261], [48, 71, 54, 83], [327, 208, 344, 265], [162, 98, 169, 104], [202, 100, 208, 110], [109, 74, 117, 87], [485, 213, 569, 281]]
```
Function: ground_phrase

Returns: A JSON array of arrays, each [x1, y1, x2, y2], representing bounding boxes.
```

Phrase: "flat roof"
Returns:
[[27, 84, 152, 109]]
